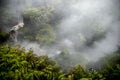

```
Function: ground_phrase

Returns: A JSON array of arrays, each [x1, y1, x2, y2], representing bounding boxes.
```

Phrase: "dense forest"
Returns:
[[0, 0, 120, 80], [0, 45, 120, 80]]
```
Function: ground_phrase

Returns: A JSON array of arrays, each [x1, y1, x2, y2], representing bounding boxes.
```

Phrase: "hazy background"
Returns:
[[1, 0, 120, 69]]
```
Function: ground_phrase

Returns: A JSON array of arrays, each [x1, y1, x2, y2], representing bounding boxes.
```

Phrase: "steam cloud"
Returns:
[[3, 0, 120, 68]]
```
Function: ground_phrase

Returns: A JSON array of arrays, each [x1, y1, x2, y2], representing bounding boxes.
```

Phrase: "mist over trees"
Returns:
[[0, 0, 120, 80]]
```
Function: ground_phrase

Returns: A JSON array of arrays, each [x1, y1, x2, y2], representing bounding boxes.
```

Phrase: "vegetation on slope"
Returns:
[[0, 44, 120, 80], [0, 3, 120, 80], [0, 45, 63, 80]]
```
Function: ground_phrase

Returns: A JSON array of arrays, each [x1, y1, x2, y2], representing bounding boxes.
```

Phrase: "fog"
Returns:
[[2, 0, 120, 69]]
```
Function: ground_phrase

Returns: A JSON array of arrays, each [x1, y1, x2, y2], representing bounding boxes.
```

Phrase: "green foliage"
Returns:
[[101, 48, 120, 80], [0, 30, 9, 44], [35, 24, 56, 44], [0, 2, 120, 80], [0, 45, 63, 80], [0, 45, 120, 80], [67, 65, 87, 80], [0, 31, 7, 37], [80, 78, 92, 80], [22, 7, 56, 45], [23, 6, 54, 25], [88, 69, 105, 80]]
